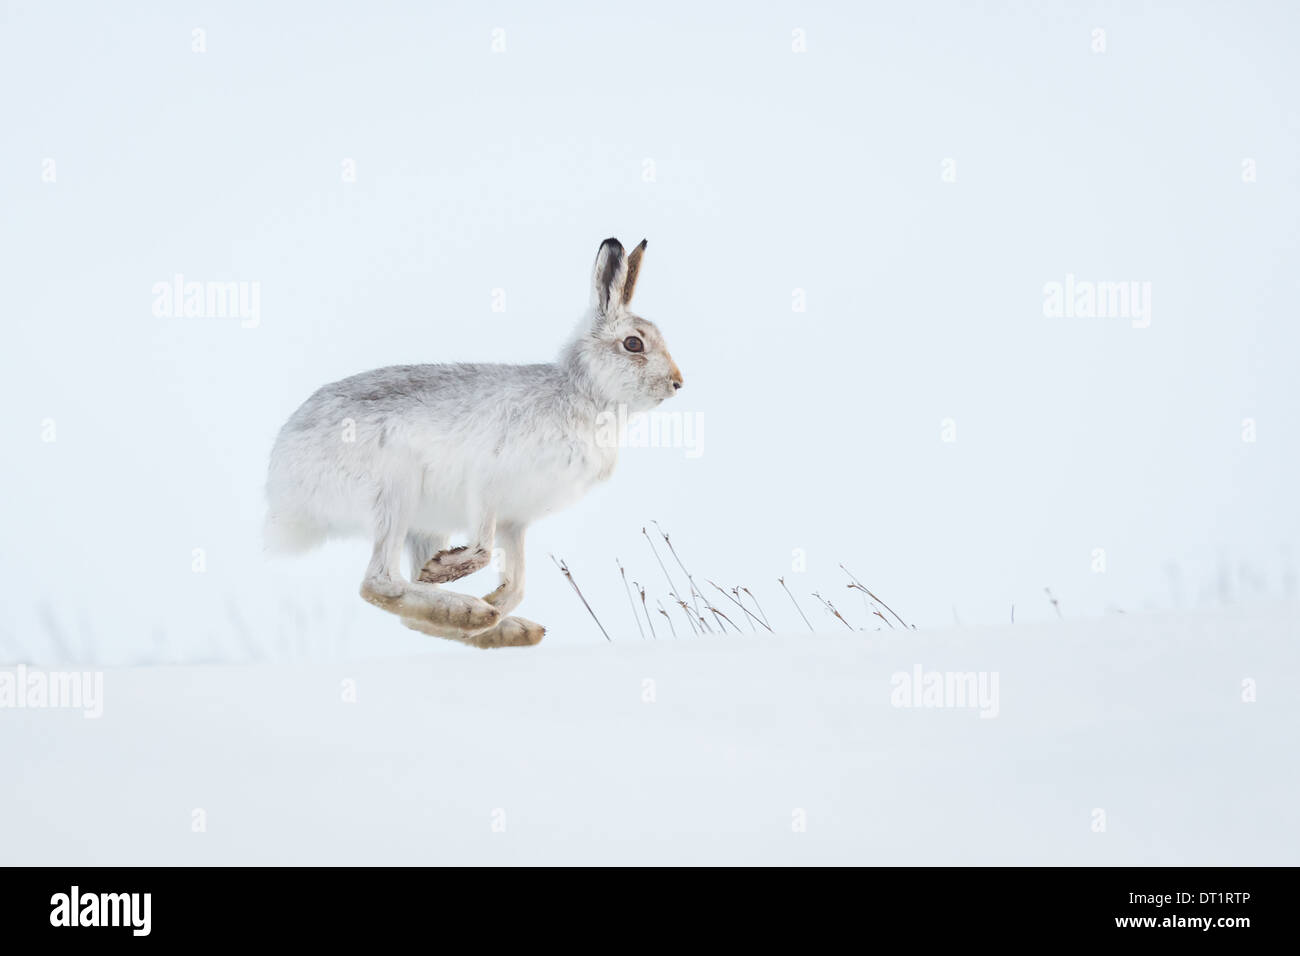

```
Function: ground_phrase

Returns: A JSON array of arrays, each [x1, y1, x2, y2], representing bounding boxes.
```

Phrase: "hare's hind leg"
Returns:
[[405, 523, 543, 648], [359, 494, 499, 639], [401, 613, 542, 648], [417, 513, 494, 584], [406, 531, 449, 580]]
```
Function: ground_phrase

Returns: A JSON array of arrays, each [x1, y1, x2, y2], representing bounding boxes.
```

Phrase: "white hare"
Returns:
[[264, 238, 683, 648]]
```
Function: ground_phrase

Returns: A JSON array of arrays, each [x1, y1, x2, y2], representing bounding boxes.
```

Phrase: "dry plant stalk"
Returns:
[[617, 559, 645, 640], [740, 587, 771, 628], [653, 520, 704, 617], [677, 598, 709, 634], [656, 599, 677, 639], [636, 583, 657, 639], [550, 554, 610, 642], [1044, 587, 1062, 619], [702, 598, 741, 633], [708, 580, 771, 632], [643, 528, 697, 634], [840, 564, 911, 630], [813, 591, 855, 631], [560, 532, 917, 643], [779, 577, 814, 632]]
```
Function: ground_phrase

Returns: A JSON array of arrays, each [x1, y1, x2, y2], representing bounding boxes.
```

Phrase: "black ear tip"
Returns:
[[600, 237, 623, 253], [637, 238, 648, 251]]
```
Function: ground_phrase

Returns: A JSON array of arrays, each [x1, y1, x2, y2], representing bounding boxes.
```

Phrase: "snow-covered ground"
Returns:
[[2, 604, 1295, 865]]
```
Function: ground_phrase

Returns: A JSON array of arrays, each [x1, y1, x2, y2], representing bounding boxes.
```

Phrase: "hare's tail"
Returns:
[[263, 510, 327, 554]]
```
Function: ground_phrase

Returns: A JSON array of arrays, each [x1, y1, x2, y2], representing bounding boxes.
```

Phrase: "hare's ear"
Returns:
[[591, 238, 628, 315], [622, 239, 647, 306]]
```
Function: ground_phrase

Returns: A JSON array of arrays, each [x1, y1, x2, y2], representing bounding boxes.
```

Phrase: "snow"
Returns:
[[2, 605, 1295, 865]]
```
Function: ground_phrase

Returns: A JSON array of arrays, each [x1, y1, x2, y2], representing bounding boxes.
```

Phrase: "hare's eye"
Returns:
[[623, 336, 644, 353]]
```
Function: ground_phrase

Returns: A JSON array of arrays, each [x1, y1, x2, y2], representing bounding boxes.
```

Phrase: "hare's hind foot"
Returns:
[[417, 545, 491, 584], [475, 616, 545, 648], [403, 614, 544, 649], [361, 579, 500, 634]]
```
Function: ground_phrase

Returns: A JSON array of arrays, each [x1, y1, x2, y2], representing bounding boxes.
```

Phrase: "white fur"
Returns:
[[264, 238, 683, 645]]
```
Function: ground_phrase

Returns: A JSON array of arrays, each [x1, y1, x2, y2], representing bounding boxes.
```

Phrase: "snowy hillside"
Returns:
[[2, 605, 1294, 865]]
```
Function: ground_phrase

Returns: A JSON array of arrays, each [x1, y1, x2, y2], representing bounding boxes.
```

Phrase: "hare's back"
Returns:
[[283, 362, 556, 431]]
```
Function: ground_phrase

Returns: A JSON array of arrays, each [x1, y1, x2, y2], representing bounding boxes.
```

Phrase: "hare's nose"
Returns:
[[672, 380, 682, 391]]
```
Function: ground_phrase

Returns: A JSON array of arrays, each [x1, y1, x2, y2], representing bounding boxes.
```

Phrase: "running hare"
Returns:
[[265, 238, 683, 648]]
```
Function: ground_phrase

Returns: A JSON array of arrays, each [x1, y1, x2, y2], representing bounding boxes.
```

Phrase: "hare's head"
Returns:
[[567, 237, 683, 412]]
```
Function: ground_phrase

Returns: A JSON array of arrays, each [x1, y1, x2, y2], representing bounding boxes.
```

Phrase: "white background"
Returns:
[[3, 1, 1297, 662]]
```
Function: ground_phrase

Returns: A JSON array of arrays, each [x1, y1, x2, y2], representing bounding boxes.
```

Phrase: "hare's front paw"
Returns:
[[418, 545, 491, 584], [468, 616, 546, 649]]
